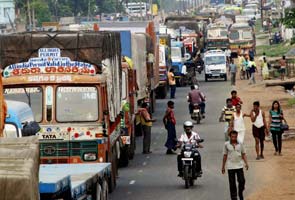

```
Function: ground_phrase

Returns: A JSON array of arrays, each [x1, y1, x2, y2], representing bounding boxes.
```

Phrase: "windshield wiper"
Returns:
[[23, 88, 31, 107]]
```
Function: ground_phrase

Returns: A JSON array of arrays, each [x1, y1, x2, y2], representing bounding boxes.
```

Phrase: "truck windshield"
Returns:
[[220, 30, 228, 37], [205, 56, 226, 65], [171, 47, 181, 59], [56, 86, 99, 122], [242, 31, 253, 39], [229, 31, 239, 40], [4, 87, 43, 122]]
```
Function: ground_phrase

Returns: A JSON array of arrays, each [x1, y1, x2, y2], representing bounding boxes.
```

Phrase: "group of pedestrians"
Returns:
[[220, 90, 289, 200]]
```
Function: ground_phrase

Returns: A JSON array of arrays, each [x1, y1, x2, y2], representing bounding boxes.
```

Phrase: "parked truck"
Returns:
[[0, 31, 130, 192], [156, 34, 171, 99], [228, 22, 256, 57], [98, 21, 159, 113], [205, 23, 229, 50]]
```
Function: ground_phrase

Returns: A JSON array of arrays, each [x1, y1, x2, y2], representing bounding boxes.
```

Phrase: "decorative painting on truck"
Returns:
[[3, 48, 97, 78]]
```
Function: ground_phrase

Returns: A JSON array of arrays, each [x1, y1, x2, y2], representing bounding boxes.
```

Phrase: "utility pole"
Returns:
[[32, 5, 36, 30], [261, 0, 263, 28], [88, 0, 91, 21], [27, 0, 32, 31]]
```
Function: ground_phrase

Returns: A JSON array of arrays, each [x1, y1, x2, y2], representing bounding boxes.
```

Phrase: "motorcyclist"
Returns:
[[188, 85, 206, 118], [194, 54, 204, 73], [176, 121, 203, 177]]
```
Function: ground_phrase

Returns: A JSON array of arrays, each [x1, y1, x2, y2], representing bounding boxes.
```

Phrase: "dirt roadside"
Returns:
[[232, 72, 295, 200]]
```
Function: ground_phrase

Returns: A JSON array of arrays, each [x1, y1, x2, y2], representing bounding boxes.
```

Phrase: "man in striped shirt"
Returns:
[[219, 98, 236, 141]]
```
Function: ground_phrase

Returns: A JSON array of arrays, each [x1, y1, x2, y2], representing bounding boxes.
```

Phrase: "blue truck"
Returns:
[[171, 41, 185, 86]]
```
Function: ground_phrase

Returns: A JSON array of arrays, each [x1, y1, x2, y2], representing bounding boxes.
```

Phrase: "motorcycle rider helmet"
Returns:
[[183, 121, 194, 129]]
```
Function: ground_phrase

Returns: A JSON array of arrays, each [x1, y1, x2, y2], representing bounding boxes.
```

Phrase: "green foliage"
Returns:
[[281, 8, 295, 28], [287, 98, 295, 107], [32, 0, 51, 25], [256, 42, 295, 57]]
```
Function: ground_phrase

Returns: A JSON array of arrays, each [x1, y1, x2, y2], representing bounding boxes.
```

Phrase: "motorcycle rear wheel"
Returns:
[[184, 165, 190, 189]]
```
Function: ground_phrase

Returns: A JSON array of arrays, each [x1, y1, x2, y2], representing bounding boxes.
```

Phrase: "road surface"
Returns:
[[110, 76, 254, 200]]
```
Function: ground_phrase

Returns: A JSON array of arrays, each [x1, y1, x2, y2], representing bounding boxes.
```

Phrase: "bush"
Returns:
[[287, 98, 295, 107]]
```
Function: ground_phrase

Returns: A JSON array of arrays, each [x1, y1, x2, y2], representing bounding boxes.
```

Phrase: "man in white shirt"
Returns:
[[222, 130, 249, 200], [177, 121, 203, 177]]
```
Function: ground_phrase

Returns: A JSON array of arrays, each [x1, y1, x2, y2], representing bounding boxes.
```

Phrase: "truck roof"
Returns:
[[204, 50, 226, 56], [230, 23, 251, 29]]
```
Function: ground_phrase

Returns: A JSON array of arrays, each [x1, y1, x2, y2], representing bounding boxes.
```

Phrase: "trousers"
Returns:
[[142, 125, 151, 153], [228, 168, 245, 200]]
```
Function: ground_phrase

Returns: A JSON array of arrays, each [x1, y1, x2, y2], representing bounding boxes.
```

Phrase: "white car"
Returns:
[[204, 50, 227, 82]]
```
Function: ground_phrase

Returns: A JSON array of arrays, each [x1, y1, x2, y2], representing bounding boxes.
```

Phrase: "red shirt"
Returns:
[[166, 107, 176, 125], [232, 97, 242, 106]]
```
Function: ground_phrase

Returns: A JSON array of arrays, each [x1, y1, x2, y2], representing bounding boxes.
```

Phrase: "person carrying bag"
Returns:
[[268, 100, 288, 156]]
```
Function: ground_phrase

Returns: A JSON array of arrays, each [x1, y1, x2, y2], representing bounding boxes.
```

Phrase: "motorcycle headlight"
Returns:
[[184, 151, 192, 158], [83, 153, 97, 161]]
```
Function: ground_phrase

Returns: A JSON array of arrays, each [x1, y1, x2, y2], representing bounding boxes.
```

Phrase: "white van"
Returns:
[[204, 50, 227, 82]]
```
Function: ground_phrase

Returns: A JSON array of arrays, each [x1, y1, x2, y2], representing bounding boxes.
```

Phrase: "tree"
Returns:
[[282, 8, 295, 28], [31, 0, 51, 25]]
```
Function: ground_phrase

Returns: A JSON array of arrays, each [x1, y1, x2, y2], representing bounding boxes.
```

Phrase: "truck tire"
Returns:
[[109, 149, 117, 193], [95, 182, 102, 200], [118, 146, 129, 167], [102, 179, 109, 200], [128, 133, 136, 160]]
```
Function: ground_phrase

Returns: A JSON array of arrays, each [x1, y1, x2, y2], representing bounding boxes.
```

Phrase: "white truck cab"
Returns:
[[204, 50, 227, 82]]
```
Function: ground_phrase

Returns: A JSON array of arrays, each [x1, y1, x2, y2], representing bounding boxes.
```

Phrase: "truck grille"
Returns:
[[40, 141, 98, 158]]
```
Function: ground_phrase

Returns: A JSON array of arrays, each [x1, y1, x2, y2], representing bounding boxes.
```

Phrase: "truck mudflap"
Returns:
[[39, 163, 111, 199]]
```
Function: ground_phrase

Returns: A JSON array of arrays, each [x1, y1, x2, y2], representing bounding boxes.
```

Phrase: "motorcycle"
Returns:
[[196, 65, 203, 74], [191, 103, 202, 124], [180, 139, 204, 189]]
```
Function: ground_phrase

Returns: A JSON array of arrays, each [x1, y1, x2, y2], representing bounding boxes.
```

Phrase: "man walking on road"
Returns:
[[168, 68, 176, 99], [229, 59, 237, 86], [231, 90, 243, 107], [222, 130, 249, 200], [140, 103, 156, 154], [250, 101, 268, 160], [219, 98, 236, 141], [163, 101, 177, 154]]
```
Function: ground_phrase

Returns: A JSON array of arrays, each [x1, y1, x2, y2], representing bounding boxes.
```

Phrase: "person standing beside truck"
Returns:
[[168, 68, 176, 99], [140, 103, 156, 154]]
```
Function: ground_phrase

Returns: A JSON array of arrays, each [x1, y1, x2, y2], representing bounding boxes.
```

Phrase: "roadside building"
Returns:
[[0, 0, 15, 33]]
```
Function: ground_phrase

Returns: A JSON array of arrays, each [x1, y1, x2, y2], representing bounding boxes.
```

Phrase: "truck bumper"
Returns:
[[206, 73, 226, 78]]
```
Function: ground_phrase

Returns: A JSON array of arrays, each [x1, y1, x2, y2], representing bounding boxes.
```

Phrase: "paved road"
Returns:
[[110, 76, 250, 200]]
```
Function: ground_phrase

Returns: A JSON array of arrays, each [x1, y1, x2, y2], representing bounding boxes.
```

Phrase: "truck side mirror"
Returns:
[[22, 121, 41, 137]]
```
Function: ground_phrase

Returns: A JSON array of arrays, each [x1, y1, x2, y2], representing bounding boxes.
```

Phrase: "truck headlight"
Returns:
[[184, 151, 192, 158], [83, 153, 97, 161]]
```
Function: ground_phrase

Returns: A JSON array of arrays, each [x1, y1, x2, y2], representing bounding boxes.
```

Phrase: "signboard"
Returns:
[[3, 48, 97, 78]]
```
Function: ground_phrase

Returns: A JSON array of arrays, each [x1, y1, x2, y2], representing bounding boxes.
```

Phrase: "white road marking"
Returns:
[[138, 170, 143, 173], [142, 162, 147, 166], [129, 180, 136, 185], [146, 156, 150, 159]]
